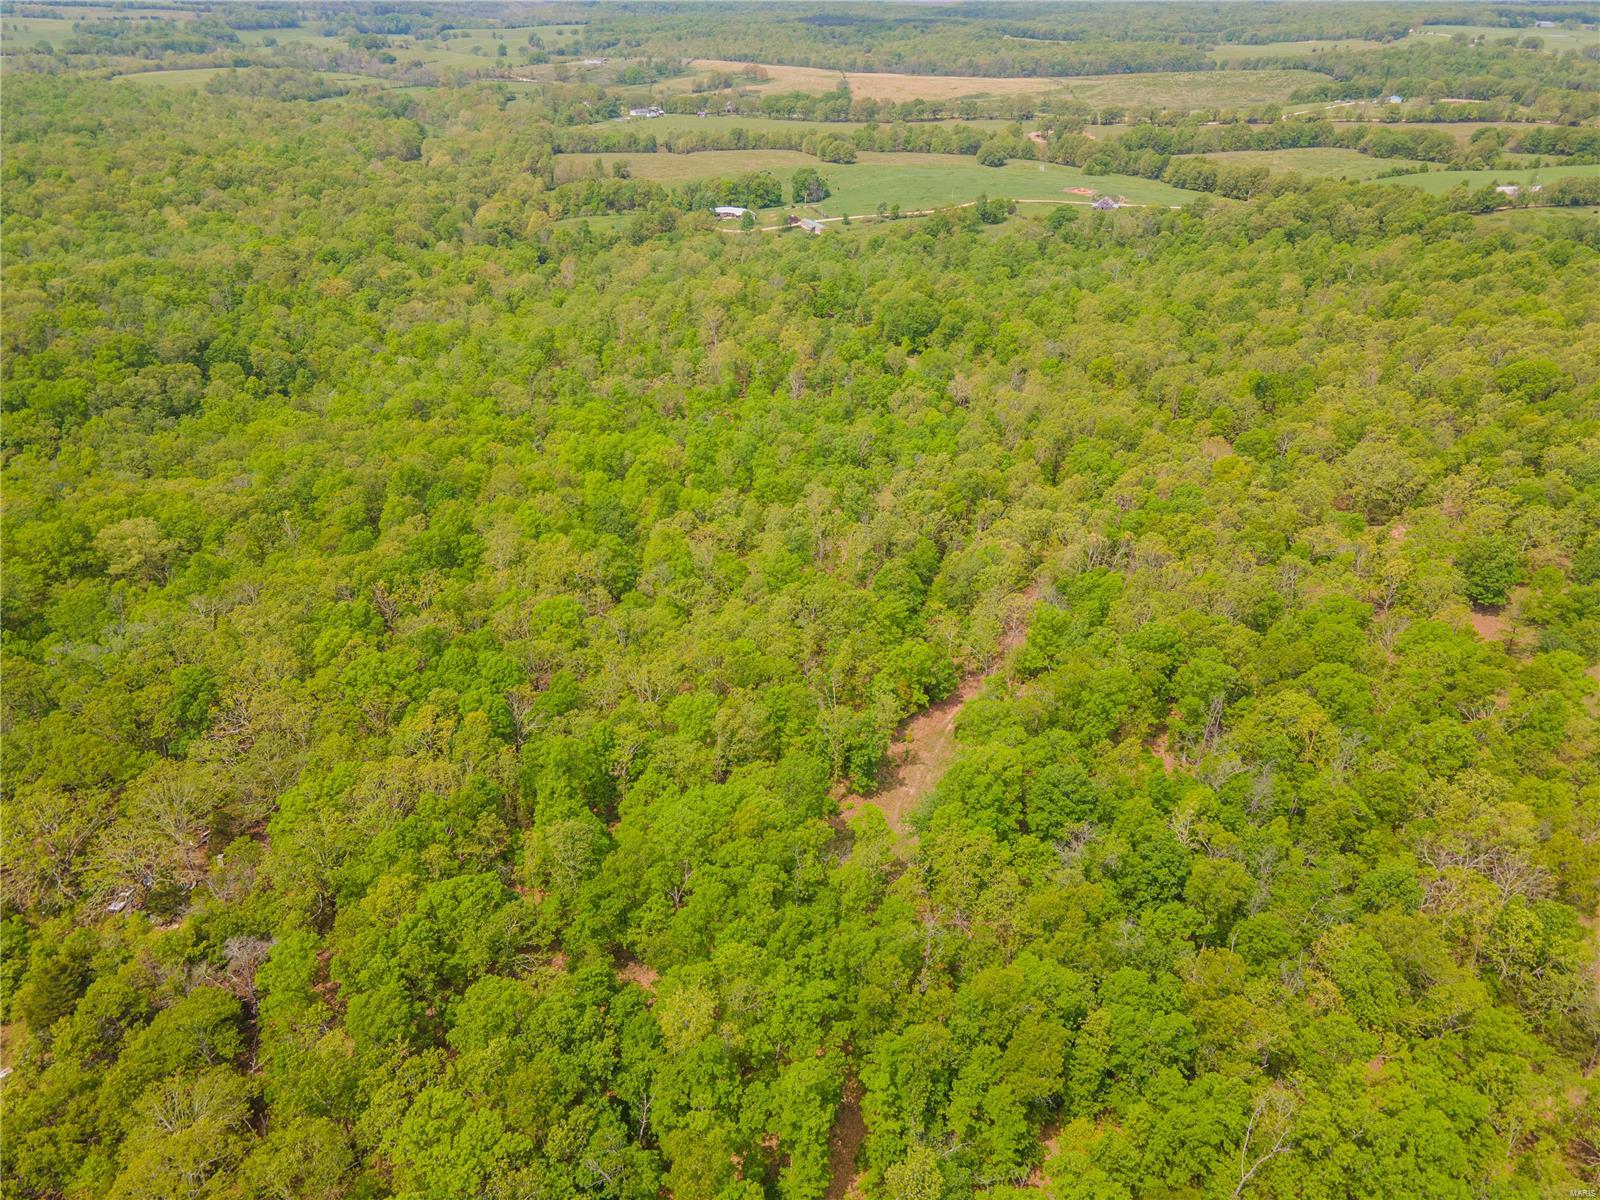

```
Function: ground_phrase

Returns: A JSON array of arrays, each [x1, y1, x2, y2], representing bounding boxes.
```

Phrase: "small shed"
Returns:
[[1091, 196, 1119, 211], [1386, 94, 1404, 104], [791, 217, 826, 234]]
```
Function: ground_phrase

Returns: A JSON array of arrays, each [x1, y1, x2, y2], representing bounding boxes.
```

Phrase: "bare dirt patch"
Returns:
[[840, 677, 979, 838], [1469, 606, 1508, 643], [838, 586, 1037, 844], [1024, 1123, 1063, 1188], [824, 1077, 867, 1200], [616, 958, 659, 994], [1147, 727, 1180, 771]]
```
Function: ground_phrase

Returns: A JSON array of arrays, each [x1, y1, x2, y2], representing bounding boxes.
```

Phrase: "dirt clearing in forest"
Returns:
[[824, 1079, 867, 1200], [838, 586, 1037, 844], [1469, 606, 1509, 642]]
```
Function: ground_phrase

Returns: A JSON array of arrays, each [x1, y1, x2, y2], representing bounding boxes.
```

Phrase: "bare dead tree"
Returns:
[[1234, 1090, 1296, 1198]]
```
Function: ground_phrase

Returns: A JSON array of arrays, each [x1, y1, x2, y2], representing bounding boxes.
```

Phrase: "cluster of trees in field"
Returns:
[[3, 19, 1600, 1200], [54, 17, 243, 57], [203, 66, 358, 101]]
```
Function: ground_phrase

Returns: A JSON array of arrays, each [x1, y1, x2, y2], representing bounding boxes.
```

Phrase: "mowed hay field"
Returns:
[[687, 59, 1325, 108], [687, 58, 1052, 101], [1370, 163, 1599, 194], [559, 149, 1201, 214], [1179, 147, 1429, 180], [1055, 68, 1326, 108]]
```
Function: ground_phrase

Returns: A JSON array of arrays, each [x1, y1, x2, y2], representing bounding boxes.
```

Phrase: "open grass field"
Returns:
[[1209, 38, 1387, 62], [116, 66, 237, 87], [1370, 163, 1599, 194], [1, 17, 78, 50], [1179, 147, 1430, 179], [1405, 23, 1597, 53], [1471, 205, 1600, 229], [560, 149, 1201, 215], [684, 59, 1327, 110], [1057, 68, 1327, 108]]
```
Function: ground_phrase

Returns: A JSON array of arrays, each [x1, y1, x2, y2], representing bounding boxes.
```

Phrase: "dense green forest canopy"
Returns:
[[2, 4, 1599, 1200]]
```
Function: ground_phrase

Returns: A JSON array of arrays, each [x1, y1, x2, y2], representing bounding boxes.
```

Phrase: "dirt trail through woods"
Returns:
[[838, 584, 1038, 846], [823, 587, 1035, 1198], [823, 1080, 867, 1200]]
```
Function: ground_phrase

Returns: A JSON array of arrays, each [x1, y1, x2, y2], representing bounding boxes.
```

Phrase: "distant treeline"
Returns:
[[659, 86, 1044, 124], [553, 121, 995, 158], [203, 67, 357, 102]]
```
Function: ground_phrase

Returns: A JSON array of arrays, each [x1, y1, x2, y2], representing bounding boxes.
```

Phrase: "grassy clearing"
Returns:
[[116, 67, 236, 87], [560, 149, 1200, 215], [1, 17, 77, 50], [1209, 38, 1387, 62], [1179, 147, 1428, 179], [1472, 205, 1600, 230], [1369, 163, 1599, 194], [1404, 24, 1596, 54]]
